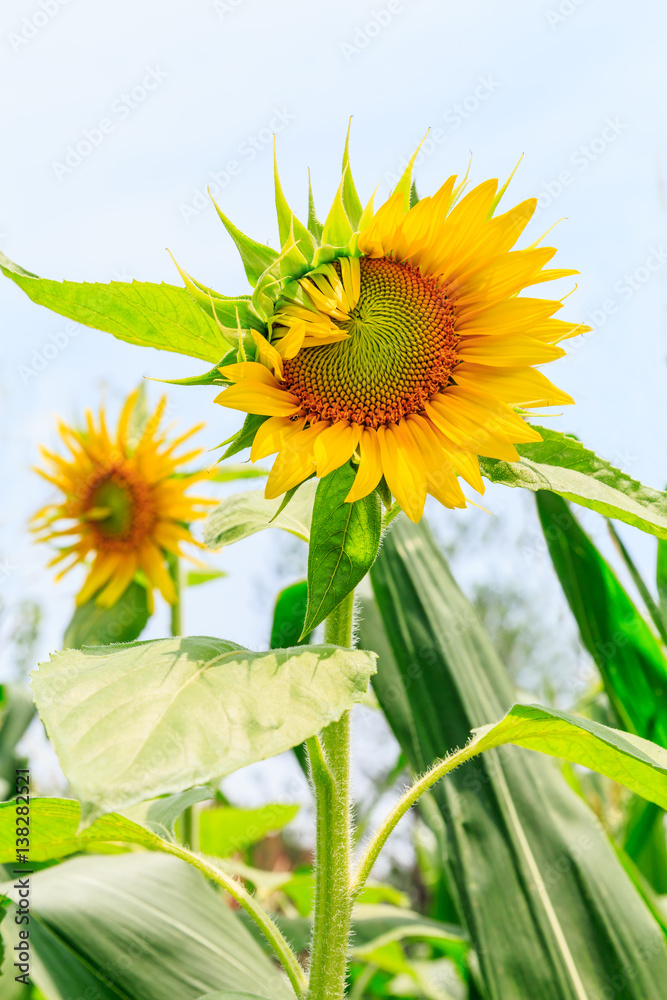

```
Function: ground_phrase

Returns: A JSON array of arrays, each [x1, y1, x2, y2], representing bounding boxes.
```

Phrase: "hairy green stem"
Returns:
[[161, 840, 307, 998], [307, 590, 355, 1000], [351, 739, 486, 897]]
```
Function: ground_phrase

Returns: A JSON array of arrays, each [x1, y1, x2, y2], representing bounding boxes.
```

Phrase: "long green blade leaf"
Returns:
[[536, 491, 667, 744], [0, 853, 294, 999], [363, 518, 667, 1000]]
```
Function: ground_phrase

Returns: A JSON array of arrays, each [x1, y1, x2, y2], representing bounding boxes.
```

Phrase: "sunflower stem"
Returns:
[[167, 554, 198, 850], [167, 552, 183, 637], [307, 590, 355, 1000]]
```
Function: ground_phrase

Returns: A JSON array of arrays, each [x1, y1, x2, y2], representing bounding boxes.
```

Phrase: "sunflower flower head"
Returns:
[[187, 126, 589, 522], [32, 389, 215, 608]]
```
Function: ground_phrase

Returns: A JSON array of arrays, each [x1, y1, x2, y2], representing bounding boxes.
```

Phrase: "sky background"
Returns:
[[1, 0, 666, 850]]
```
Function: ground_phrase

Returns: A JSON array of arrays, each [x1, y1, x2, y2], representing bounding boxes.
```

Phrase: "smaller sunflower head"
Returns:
[[32, 389, 214, 608]]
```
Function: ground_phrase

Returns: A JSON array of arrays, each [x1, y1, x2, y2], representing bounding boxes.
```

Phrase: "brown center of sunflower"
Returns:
[[281, 256, 459, 427], [83, 465, 156, 550]]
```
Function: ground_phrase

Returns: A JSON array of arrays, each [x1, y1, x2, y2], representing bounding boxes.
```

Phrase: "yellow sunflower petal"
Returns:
[[214, 382, 301, 416], [377, 422, 428, 523], [220, 362, 280, 387], [345, 428, 383, 504], [314, 421, 362, 479], [265, 422, 327, 499]]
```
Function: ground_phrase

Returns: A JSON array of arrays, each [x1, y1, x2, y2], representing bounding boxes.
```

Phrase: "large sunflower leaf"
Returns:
[[0, 252, 230, 364], [204, 481, 317, 547], [362, 518, 667, 1000], [0, 852, 294, 1000], [481, 426, 667, 538], [31, 636, 376, 824], [302, 464, 382, 636]]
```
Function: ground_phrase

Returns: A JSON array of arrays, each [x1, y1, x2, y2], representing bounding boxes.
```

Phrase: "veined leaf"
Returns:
[[0, 252, 230, 364], [302, 464, 382, 636], [64, 580, 150, 649], [0, 790, 211, 862], [363, 518, 667, 1000], [536, 491, 667, 744], [0, 853, 294, 1000], [32, 635, 376, 823], [466, 704, 667, 807], [199, 803, 299, 857], [204, 481, 316, 548], [481, 426, 667, 538]]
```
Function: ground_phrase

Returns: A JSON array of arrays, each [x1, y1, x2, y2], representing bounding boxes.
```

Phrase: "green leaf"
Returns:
[[302, 464, 382, 637], [197, 994, 280, 1000], [457, 703, 667, 810], [208, 463, 269, 483], [0, 251, 231, 364], [607, 519, 667, 645], [341, 127, 363, 230], [0, 852, 294, 999], [0, 790, 211, 862], [0, 685, 35, 800], [186, 568, 226, 587], [199, 803, 299, 857], [363, 518, 667, 1000], [63, 580, 150, 649], [209, 197, 279, 287], [481, 426, 667, 538], [271, 581, 311, 649], [221, 414, 270, 460], [536, 491, 667, 744], [156, 359, 232, 387], [32, 636, 376, 823], [204, 481, 316, 548], [658, 539, 667, 622]]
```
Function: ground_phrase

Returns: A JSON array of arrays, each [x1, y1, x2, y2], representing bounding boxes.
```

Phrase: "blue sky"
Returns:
[[1, 0, 666, 810]]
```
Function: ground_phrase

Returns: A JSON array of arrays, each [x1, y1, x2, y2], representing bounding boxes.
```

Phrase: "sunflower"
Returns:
[[32, 390, 214, 608], [197, 130, 588, 522]]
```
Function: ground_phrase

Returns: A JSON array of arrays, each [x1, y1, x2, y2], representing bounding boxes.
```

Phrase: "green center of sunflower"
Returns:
[[282, 256, 459, 427], [89, 475, 135, 536], [83, 467, 155, 548]]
